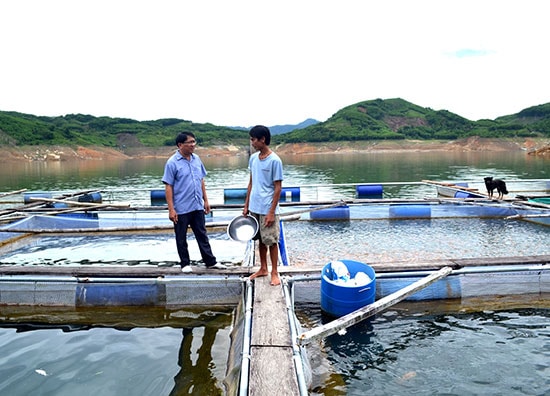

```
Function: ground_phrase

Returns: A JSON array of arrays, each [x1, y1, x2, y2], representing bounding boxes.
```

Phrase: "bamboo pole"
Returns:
[[432, 197, 550, 212], [1, 224, 173, 234], [280, 200, 347, 220], [296, 266, 453, 346], [423, 180, 483, 194], [515, 200, 550, 210], [40, 203, 130, 216], [28, 196, 129, 208], [279, 197, 444, 208], [507, 213, 550, 219], [67, 179, 549, 196], [0, 188, 27, 198], [0, 220, 232, 234], [423, 179, 480, 192], [0, 190, 106, 217], [0, 213, 28, 224], [430, 197, 506, 207], [0, 231, 34, 248]]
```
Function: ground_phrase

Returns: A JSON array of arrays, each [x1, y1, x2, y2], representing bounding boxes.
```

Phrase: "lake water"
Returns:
[[296, 302, 550, 396], [1, 149, 548, 204], [0, 149, 549, 395]]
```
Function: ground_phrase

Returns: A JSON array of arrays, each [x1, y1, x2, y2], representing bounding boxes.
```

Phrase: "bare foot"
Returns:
[[270, 272, 281, 286], [249, 269, 269, 280]]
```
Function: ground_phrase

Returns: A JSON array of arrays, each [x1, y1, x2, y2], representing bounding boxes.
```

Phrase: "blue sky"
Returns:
[[1, 0, 548, 126]]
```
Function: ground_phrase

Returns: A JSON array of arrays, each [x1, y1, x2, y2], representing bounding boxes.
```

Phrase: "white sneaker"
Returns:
[[208, 263, 227, 270], [181, 266, 193, 273]]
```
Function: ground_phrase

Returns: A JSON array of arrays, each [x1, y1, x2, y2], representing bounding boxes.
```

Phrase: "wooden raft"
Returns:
[[249, 276, 300, 396]]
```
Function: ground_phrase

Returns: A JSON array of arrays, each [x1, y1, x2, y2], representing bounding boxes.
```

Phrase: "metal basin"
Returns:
[[227, 215, 259, 242]]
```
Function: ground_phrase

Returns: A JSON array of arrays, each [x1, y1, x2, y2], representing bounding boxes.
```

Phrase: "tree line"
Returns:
[[1, 98, 548, 147]]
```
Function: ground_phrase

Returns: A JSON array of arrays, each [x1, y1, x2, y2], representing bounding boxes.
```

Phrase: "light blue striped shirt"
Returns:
[[162, 151, 207, 214]]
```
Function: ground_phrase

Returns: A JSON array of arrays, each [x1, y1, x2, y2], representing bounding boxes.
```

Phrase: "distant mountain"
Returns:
[[227, 118, 319, 135], [269, 118, 319, 135]]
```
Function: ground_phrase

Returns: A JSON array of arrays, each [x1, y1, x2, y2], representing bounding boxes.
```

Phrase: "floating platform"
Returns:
[[1, 196, 549, 236], [1, 179, 549, 231], [1, 183, 549, 395], [1, 255, 549, 396], [1, 254, 548, 305]]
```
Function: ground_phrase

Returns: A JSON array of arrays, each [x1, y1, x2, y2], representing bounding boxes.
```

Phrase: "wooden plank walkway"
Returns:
[[248, 276, 299, 396]]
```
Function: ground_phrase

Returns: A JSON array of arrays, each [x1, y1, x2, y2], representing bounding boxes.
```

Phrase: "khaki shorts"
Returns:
[[250, 212, 280, 246]]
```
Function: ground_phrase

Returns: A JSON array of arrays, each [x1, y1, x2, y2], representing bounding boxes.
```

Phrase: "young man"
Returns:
[[242, 125, 283, 286], [162, 132, 225, 272]]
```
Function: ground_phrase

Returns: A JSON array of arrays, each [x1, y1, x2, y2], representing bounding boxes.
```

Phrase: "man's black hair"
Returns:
[[249, 125, 271, 145], [176, 132, 196, 145]]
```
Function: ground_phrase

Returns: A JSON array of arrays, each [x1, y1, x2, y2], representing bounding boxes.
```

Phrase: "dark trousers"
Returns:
[[174, 210, 216, 267]]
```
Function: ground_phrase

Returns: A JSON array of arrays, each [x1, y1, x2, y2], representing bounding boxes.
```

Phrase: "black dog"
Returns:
[[484, 177, 508, 199]]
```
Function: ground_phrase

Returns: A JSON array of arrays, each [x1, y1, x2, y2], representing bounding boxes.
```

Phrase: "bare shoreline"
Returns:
[[2, 137, 549, 162]]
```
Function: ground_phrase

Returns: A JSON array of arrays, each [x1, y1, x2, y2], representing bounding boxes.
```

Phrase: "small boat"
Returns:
[[516, 194, 550, 205], [422, 180, 486, 198]]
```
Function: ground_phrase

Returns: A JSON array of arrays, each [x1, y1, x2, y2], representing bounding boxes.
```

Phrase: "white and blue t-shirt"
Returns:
[[248, 151, 283, 215]]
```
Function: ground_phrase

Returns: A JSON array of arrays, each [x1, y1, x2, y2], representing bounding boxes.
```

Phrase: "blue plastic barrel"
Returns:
[[389, 204, 431, 219], [310, 205, 350, 220], [224, 188, 248, 204], [280, 187, 300, 202], [76, 283, 162, 306], [50, 202, 99, 219], [321, 260, 376, 317], [24, 192, 53, 204], [150, 189, 167, 206], [77, 192, 102, 203], [356, 184, 383, 199]]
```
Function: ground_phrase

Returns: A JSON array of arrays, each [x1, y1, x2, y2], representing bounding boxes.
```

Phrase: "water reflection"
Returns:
[[171, 326, 222, 395], [0, 306, 234, 395]]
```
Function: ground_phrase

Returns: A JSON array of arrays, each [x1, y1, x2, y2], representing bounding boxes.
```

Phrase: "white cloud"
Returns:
[[451, 49, 491, 58]]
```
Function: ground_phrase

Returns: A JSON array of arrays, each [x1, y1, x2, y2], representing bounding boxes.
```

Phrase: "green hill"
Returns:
[[1, 98, 549, 147], [0, 112, 250, 148], [274, 98, 550, 144]]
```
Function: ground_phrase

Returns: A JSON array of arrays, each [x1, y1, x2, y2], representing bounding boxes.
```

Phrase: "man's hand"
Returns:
[[264, 212, 275, 227], [168, 208, 178, 224]]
